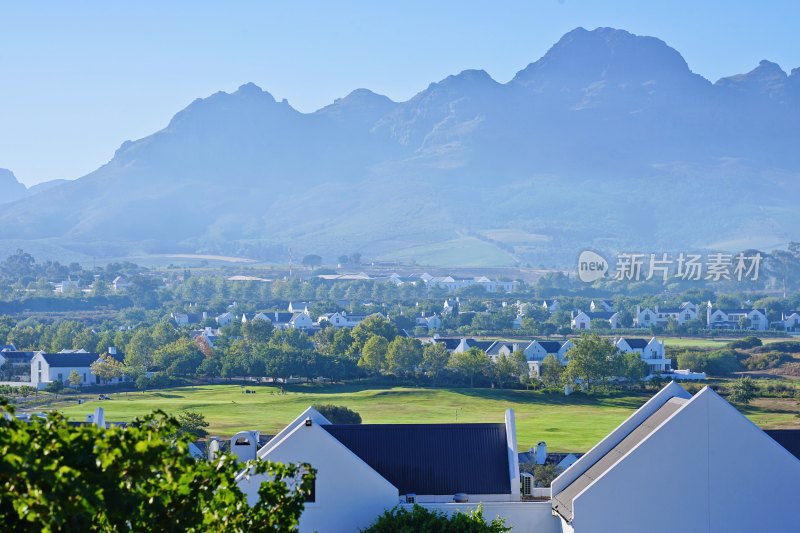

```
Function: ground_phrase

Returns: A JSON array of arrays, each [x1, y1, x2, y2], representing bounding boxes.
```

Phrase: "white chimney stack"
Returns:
[[94, 407, 105, 429]]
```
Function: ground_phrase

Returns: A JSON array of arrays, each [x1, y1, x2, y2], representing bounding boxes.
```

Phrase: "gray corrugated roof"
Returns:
[[552, 397, 687, 522], [323, 423, 511, 496]]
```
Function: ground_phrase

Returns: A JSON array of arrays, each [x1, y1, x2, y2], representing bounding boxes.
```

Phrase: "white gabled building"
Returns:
[[31, 351, 127, 388], [551, 382, 800, 533], [571, 311, 619, 330], [237, 407, 534, 532], [781, 311, 800, 332], [614, 337, 671, 374], [706, 303, 768, 331], [633, 302, 698, 328]]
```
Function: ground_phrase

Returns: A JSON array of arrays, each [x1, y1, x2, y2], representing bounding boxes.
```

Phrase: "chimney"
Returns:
[[108, 347, 117, 355], [94, 407, 105, 429], [208, 436, 221, 461], [535, 441, 547, 465]]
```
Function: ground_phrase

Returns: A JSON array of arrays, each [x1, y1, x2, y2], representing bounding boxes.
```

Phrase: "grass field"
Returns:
[[45, 384, 800, 453], [661, 337, 794, 349]]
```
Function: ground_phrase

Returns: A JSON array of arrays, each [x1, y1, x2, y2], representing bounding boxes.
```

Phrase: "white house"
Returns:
[[571, 311, 619, 330], [316, 311, 373, 329], [415, 312, 442, 330], [589, 300, 613, 312], [706, 303, 768, 331], [781, 311, 800, 331], [551, 382, 800, 532], [237, 407, 533, 532], [524, 340, 574, 363], [288, 302, 311, 314], [614, 337, 671, 374], [31, 351, 126, 388], [524, 340, 574, 377], [634, 303, 698, 328], [216, 312, 235, 326], [542, 300, 560, 313], [111, 276, 130, 293]]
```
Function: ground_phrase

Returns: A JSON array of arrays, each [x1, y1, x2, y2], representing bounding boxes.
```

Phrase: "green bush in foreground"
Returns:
[[362, 504, 510, 533], [0, 403, 314, 532]]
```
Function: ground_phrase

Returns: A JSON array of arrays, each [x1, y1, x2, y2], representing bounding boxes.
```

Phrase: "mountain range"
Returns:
[[1, 27, 799, 267]]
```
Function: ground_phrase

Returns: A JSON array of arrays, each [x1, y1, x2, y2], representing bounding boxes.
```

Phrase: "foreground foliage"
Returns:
[[0, 403, 314, 532], [362, 504, 510, 533]]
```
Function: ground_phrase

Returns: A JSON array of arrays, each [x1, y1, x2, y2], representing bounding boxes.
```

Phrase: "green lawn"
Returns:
[[47, 384, 800, 453], [661, 337, 791, 349]]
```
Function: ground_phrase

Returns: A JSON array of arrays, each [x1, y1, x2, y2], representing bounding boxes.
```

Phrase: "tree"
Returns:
[[358, 335, 389, 374], [312, 404, 362, 424], [386, 337, 423, 378], [176, 410, 210, 439], [301, 254, 322, 269], [363, 504, 509, 532], [0, 404, 314, 531], [448, 348, 492, 388], [349, 315, 397, 357], [153, 338, 205, 377], [619, 352, 649, 384], [68, 370, 81, 388], [728, 376, 758, 404], [563, 334, 620, 389], [90, 353, 124, 383], [420, 342, 450, 384], [90, 278, 108, 297], [540, 354, 563, 387], [533, 463, 562, 488], [243, 319, 274, 343], [492, 352, 527, 389]]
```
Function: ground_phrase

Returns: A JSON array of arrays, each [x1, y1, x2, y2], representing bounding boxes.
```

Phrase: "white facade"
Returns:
[[706, 304, 768, 331], [634, 303, 698, 328], [30, 352, 126, 388], [614, 337, 671, 373], [552, 382, 800, 532], [571, 311, 619, 330]]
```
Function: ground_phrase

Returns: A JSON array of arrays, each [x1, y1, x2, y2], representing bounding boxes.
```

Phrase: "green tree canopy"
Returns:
[[0, 404, 314, 532], [448, 348, 492, 388]]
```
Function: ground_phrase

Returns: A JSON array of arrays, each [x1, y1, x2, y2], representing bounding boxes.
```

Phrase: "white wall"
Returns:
[[238, 421, 399, 533], [569, 388, 800, 532]]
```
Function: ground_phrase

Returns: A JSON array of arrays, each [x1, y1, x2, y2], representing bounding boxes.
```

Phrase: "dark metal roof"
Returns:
[[0, 351, 36, 363], [323, 423, 511, 495], [621, 338, 649, 349], [40, 352, 123, 367], [468, 340, 495, 351], [766, 429, 800, 461], [552, 397, 687, 522], [435, 338, 463, 351], [537, 341, 562, 353]]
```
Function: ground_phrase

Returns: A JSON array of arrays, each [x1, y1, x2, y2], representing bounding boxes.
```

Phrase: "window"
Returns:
[[38, 361, 42, 370], [57, 373, 63, 382], [83, 373, 87, 383]]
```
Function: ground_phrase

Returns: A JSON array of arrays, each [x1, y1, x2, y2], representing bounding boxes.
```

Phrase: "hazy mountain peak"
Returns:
[[512, 26, 696, 88], [0, 168, 28, 205], [716, 60, 789, 99]]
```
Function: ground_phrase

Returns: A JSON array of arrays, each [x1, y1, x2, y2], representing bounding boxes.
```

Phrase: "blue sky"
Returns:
[[1, 1, 798, 185]]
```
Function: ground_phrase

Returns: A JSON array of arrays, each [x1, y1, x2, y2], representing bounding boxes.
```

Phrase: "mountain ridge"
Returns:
[[1, 26, 798, 266]]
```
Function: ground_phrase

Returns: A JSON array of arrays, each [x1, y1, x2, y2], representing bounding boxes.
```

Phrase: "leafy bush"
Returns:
[[362, 504, 509, 533], [741, 351, 787, 370], [0, 403, 314, 531], [312, 404, 362, 424], [676, 349, 742, 375], [728, 336, 762, 350], [753, 341, 800, 354]]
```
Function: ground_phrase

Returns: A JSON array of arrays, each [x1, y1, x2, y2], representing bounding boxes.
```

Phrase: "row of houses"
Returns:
[[434, 336, 673, 375], [546, 300, 774, 332], [317, 272, 516, 293], [233, 382, 800, 532]]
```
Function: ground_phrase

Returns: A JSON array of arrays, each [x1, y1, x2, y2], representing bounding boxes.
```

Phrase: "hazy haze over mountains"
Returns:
[[1, 27, 798, 266]]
